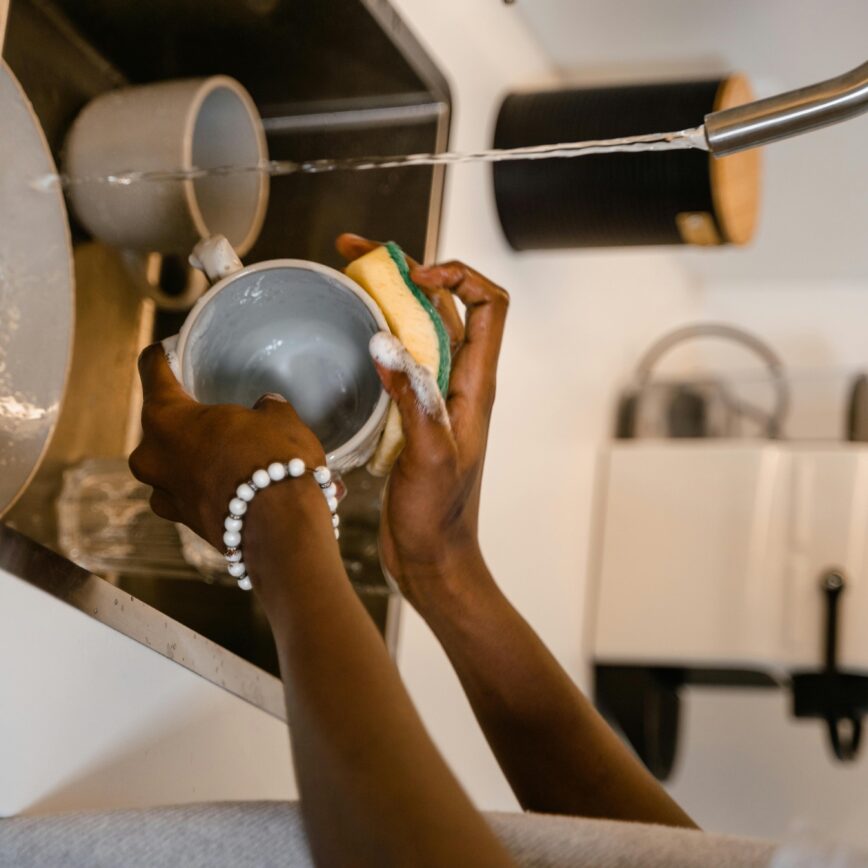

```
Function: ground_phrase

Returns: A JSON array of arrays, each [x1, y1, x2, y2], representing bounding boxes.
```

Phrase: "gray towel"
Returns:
[[0, 800, 802, 867]]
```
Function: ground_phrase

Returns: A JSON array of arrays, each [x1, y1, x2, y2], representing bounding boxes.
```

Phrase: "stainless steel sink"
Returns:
[[2, 0, 447, 680]]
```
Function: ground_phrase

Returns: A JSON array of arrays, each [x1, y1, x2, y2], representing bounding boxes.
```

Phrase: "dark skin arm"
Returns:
[[130, 348, 515, 868], [337, 234, 695, 828]]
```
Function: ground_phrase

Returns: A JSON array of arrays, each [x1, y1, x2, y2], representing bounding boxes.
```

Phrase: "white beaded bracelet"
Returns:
[[222, 459, 339, 591]]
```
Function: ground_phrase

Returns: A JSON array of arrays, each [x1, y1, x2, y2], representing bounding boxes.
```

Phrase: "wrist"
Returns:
[[241, 477, 340, 597], [401, 542, 500, 620]]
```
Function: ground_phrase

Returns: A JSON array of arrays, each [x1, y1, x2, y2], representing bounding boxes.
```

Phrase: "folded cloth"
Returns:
[[488, 810, 775, 867], [0, 800, 785, 868]]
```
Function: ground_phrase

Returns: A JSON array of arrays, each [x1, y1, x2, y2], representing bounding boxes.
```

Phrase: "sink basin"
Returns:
[[1, 0, 448, 678]]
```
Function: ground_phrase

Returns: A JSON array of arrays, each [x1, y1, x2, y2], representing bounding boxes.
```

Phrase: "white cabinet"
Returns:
[[592, 442, 868, 674]]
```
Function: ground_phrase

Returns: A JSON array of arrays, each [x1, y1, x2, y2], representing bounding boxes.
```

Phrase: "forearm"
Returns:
[[246, 486, 514, 868], [410, 547, 695, 828]]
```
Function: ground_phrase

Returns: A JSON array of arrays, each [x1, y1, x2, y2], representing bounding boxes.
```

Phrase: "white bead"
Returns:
[[313, 465, 332, 485], [323, 483, 337, 498], [227, 561, 246, 578], [226, 549, 243, 563], [326, 496, 338, 513], [229, 497, 248, 516], [332, 514, 340, 528], [236, 483, 255, 502], [223, 529, 241, 548], [224, 516, 242, 532], [237, 575, 253, 591], [252, 469, 271, 489], [267, 461, 286, 481], [288, 458, 306, 477], [334, 528, 340, 540]]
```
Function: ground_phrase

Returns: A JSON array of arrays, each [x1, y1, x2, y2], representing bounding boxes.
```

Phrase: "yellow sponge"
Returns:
[[346, 242, 450, 475]]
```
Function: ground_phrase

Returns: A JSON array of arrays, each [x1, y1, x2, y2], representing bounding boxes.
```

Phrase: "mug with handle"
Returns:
[[163, 235, 390, 474], [64, 75, 270, 308]]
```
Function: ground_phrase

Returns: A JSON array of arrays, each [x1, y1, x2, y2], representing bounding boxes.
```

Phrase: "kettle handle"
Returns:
[[631, 322, 790, 439]]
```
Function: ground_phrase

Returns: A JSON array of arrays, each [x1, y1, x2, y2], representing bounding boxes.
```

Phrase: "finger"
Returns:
[[149, 488, 181, 523], [335, 233, 380, 263], [333, 476, 348, 503], [412, 261, 508, 418], [129, 443, 163, 488], [410, 268, 465, 354], [335, 234, 422, 270], [138, 343, 192, 407], [370, 332, 448, 427], [253, 392, 287, 410], [370, 332, 452, 465], [252, 391, 305, 426], [252, 393, 327, 469], [431, 290, 464, 356]]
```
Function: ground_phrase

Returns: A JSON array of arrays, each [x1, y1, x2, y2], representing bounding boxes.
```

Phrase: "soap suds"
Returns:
[[370, 332, 449, 427]]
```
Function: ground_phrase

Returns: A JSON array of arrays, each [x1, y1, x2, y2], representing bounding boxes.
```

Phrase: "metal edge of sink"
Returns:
[[359, 0, 452, 261], [0, 522, 287, 720]]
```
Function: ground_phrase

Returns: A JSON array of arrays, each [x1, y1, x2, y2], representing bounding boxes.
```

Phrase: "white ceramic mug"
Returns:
[[63, 76, 269, 257], [164, 235, 390, 474]]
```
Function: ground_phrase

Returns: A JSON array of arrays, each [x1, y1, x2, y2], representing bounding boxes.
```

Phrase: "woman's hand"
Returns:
[[128, 319, 517, 868], [337, 234, 509, 608], [129, 345, 333, 589]]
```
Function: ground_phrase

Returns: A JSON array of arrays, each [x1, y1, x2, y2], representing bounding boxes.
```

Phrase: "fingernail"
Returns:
[[334, 478, 348, 502], [254, 392, 287, 408]]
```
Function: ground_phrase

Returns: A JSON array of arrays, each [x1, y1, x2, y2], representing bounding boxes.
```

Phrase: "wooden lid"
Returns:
[[710, 74, 762, 245]]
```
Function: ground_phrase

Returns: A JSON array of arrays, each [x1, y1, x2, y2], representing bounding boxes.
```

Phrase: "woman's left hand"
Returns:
[[336, 234, 509, 607], [129, 344, 329, 554]]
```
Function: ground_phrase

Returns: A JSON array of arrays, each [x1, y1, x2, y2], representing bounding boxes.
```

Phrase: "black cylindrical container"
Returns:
[[493, 77, 759, 250]]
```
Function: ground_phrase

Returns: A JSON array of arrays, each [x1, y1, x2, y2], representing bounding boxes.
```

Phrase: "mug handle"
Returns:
[[120, 250, 210, 312], [189, 234, 244, 285], [158, 235, 242, 390]]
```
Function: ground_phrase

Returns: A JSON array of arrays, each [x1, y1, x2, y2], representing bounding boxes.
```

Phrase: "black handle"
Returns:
[[820, 572, 863, 760], [791, 570, 868, 762]]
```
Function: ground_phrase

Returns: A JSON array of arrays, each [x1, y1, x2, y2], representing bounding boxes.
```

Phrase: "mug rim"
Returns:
[[180, 76, 269, 258], [175, 258, 391, 468]]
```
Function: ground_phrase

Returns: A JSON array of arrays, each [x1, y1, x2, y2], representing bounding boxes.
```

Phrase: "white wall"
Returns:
[[518, 0, 868, 284], [1, 572, 295, 816], [392, 0, 868, 847], [390, 0, 702, 812]]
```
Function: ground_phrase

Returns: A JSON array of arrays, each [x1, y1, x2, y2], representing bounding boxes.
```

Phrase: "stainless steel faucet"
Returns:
[[704, 60, 868, 156]]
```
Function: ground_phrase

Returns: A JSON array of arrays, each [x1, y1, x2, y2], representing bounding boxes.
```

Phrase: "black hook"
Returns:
[[791, 569, 868, 762], [827, 714, 862, 761], [820, 572, 862, 760]]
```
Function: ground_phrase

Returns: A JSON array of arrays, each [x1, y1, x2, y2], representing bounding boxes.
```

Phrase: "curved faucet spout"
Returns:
[[704, 59, 868, 156]]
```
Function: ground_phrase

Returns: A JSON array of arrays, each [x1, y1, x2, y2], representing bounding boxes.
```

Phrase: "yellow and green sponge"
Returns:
[[346, 241, 451, 475]]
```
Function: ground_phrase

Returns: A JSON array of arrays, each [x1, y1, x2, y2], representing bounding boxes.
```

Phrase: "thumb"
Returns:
[[253, 392, 288, 410], [138, 343, 193, 405], [369, 333, 450, 459], [335, 232, 381, 263], [253, 391, 305, 425]]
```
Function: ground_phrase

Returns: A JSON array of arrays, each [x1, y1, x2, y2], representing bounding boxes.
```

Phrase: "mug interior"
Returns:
[[190, 85, 266, 254], [184, 266, 384, 454]]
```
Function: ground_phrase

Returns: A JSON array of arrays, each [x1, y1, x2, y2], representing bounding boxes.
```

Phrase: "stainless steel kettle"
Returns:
[[616, 323, 789, 440]]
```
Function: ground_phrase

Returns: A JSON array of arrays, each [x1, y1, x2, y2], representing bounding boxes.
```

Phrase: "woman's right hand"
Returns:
[[337, 234, 510, 609], [129, 345, 336, 600]]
